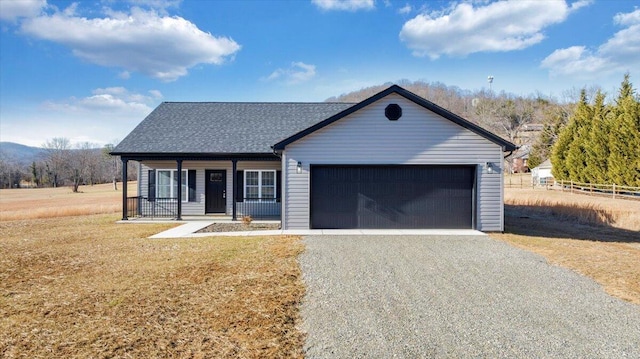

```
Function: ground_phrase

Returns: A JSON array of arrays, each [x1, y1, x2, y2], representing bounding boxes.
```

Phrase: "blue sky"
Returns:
[[1, 0, 638, 147]]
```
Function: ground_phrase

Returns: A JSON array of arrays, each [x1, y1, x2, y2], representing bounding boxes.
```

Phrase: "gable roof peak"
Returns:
[[272, 84, 517, 152]]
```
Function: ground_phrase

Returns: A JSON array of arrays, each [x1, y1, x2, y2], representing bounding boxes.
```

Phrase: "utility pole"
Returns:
[[488, 75, 494, 92]]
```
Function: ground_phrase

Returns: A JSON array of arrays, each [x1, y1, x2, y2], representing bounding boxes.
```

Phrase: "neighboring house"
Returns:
[[511, 145, 530, 173], [112, 85, 517, 231], [531, 159, 554, 186]]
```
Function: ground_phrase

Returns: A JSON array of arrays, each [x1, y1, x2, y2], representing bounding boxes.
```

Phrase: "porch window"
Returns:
[[244, 170, 276, 201], [157, 169, 187, 202]]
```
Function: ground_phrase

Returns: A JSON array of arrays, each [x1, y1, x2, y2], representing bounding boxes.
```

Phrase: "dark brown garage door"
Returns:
[[310, 165, 474, 229]]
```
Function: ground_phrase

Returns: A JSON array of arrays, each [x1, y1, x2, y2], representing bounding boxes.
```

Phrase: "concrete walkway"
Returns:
[[148, 221, 215, 238], [145, 220, 486, 238]]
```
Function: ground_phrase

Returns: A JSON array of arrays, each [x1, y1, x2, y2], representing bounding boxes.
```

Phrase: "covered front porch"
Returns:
[[119, 155, 282, 222]]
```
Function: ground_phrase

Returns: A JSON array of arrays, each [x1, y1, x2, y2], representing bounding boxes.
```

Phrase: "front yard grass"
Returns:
[[491, 188, 640, 305], [3, 183, 638, 358], [0, 214, 304, 358]]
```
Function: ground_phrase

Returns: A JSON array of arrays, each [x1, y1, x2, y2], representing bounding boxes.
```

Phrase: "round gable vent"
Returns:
[[385, 104, 402, 121]]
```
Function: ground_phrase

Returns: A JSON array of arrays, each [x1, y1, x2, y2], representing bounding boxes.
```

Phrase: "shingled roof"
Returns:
[[113, 85, 517, 158], [112, 102, 354, 155]]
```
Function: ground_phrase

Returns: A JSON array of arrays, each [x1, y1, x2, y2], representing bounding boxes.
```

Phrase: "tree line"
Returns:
[[3, 76, 636, 189], [0, 138, 135, 191], [550, 74, 640, 187]]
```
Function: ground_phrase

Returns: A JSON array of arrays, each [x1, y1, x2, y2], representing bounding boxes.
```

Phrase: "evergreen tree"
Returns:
[[553, 90, 588, 181], [567, 91, 593, 182], [583, 91, 610, 183], [30, 161, 40, 187], [552, 92, 586, 181], [608, 74, 640, 187]]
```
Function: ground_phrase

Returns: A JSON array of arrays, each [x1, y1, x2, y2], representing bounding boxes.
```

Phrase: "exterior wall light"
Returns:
[[297, 161, 302, 174], [485, 162, 499, 174]]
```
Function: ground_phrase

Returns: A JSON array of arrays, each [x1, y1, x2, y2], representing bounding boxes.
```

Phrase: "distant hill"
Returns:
[[0, 142, 47, 166]]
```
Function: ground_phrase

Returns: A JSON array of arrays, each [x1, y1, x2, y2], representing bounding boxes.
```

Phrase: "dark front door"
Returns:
[[310, 165, 474, 229], [205, 170, 226, 213]]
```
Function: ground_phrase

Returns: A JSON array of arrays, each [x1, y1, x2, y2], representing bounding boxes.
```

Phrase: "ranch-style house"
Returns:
[[111, 85, 517, 231]]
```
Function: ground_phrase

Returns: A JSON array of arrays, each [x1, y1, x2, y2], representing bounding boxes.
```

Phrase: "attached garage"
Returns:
[[272, 85, 517, 232], [310, 165, 474, 229]]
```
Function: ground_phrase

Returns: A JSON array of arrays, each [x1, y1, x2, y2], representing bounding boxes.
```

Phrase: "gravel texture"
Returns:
[[195, 222, 280, 233], [299, 235, 640, 358]]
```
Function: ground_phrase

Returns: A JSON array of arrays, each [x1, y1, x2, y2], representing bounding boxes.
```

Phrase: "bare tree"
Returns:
[[42, 137, 71, 187], [76, 142, 103, 186], [67, 142, 98, 192], [495, 97, 535, 144], [0, 155, 27, 188], [103, 142, 121, 190]]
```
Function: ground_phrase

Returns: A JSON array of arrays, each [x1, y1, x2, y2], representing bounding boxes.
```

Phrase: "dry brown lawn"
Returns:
[[0, 184, 305, 358], [0, 215, 305, 358], [3, 181, 639, 358], [504, 186, 640, 231], [492, 187, 640, 305], [0, 182, 136, 221]]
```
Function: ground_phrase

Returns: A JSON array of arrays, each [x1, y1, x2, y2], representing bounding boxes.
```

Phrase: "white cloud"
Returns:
[[128, 0, 182, 10], [540, 46, 607, 75], [398, 4, 412, 15], [43, 87, 161, 115], [541, 8, 640, 77], [570, 0, 593, 11], [0, 0, 46, 22], [0, 87, 163, 146], [148, 89, 163, 99], [614, 7, 640, 26], [312, 0, 374, 12], [265, 62, 317, 84], [399, 0, 583, 59], [19, 5, 241, 81]]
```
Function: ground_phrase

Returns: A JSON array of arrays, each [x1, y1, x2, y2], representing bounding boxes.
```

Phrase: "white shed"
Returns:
[[531, 159, 554, 186]]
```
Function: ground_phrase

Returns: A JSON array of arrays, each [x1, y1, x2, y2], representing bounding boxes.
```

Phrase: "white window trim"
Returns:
[[244, 170, 276, 202], [156, 169, 188, 203]]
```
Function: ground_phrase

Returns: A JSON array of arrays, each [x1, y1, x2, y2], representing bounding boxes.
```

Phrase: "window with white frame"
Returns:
[[157, 169, 187, 201], [244, 170, 276, 201]]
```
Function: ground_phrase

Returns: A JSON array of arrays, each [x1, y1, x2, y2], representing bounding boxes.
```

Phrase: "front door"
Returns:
[[205, 170, 226, 213]]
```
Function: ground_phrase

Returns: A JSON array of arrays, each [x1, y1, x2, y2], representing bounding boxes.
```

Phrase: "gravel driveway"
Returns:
[[299, 235, 640, 358]]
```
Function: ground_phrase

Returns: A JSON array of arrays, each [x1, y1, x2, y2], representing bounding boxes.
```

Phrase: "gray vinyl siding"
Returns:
[[282, 93, 505, 231], [139, 160, 280, 216]]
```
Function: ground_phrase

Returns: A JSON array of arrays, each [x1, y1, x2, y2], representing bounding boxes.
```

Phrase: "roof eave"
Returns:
[[110, 152, 279, 161]]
